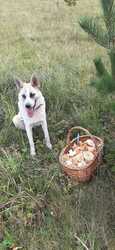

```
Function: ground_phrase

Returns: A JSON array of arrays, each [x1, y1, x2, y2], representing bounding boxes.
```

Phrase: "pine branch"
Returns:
[[109, 49, 115, 80], [110, 6, 115, 40], [91, 54, 115, 93], [79, 0, 115, 94], [101, 0, 114, 18], [101, 0, 115, 41], [91, 72, 115, 93], [79, 17, 109, 48], [93, 57, 107, 76]]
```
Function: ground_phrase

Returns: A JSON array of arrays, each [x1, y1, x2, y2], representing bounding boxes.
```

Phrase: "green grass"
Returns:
[[0, 0, 115, 249]]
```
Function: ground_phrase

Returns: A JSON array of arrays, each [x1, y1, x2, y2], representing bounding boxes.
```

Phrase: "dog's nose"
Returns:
[[25, 104, 31, 109]]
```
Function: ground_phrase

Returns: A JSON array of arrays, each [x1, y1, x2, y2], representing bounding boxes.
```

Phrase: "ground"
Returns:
[[0, 0, 115, 249]]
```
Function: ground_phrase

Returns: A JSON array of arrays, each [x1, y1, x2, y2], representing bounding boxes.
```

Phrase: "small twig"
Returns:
[[12, 247, 23, 250], [0, 192, 25, 211], [43, 173, 57, 196], [24, 190, 44, 208], [74, 234, 89, 250], [109, 0, 114, 15], [0, 205, 21, 214]]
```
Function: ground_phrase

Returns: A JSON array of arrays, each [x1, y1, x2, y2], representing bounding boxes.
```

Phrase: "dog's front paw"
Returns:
[[30, 149, 36, 157], [46, 142, 52, 150]]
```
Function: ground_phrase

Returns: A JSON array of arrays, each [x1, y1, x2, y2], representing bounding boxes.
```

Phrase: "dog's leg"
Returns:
[[13, 115, 35, 156], [25, 125, 36, 156], [12, 115, 25, 130], [41, 120, 52, 150]]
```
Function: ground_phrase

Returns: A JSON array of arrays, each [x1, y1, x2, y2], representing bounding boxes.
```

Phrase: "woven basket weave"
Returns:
[[59, 126, 104, 182]]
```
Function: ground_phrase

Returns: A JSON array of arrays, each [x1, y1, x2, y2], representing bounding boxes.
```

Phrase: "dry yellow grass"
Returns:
[[0, 0, 107, 83]]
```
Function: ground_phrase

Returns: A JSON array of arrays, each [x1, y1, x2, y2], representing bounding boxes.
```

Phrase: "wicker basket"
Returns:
[[59, 126, 104, 182]]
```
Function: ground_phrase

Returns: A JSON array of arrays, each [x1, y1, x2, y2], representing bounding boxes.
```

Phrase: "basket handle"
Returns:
[[66, 126, 92, 145], [94, 136, 104, 152]]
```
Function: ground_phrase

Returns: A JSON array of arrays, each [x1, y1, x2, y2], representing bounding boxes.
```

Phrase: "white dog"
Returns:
[[12, 74, 52, 156]]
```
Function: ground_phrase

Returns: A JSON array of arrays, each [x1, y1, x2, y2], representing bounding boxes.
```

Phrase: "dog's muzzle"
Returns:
[[25, 104, 31, 109], [25, 103, 34, 118], [25, 100, 43, 118]]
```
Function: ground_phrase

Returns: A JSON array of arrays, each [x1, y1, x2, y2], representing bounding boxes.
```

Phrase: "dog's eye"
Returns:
[[22, 94, 26, 99], [30, 92, 35, 98]]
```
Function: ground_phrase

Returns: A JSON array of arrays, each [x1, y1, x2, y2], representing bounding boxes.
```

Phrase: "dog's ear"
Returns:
[[15, 78, 23, 89], [31, 74, 40, 88]]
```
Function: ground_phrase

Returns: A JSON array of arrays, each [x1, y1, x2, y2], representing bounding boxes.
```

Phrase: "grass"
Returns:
[[0, 0, 115, 249]]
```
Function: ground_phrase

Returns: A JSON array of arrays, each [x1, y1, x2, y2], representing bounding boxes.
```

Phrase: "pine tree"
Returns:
[[79, 0, 115, 93]]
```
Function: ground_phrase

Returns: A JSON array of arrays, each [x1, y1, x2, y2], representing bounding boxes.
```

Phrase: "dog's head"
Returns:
[[15, 74, 42, 117]]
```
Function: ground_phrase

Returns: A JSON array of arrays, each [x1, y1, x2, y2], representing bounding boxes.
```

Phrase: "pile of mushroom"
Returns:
[[63, 139, 96, 169]]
